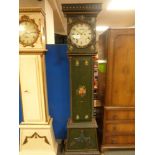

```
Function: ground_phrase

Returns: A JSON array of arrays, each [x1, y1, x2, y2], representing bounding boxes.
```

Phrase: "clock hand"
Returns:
[[76, 31, 82, 35], [75, 28, 84, 35], [25, 32, 37, 34]]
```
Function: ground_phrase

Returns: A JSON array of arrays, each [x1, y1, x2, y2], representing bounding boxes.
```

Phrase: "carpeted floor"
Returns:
[[103, 150, 135, 155], [57, 149, 135, 155], [56, 141, 135, 155]]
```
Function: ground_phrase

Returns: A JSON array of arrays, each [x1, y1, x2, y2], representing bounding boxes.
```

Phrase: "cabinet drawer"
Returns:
[[105, 110, 134, 120], [105, 135, 135, 144], [105, 122, 135, 134]]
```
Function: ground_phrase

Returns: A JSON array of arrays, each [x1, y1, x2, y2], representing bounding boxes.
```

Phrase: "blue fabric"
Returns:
[[19, 44, 70, 139], [19, 91, 23, 123], [45, 44, 70, 139]]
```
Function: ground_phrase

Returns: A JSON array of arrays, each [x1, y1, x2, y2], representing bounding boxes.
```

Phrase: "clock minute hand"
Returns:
[[75, 28, 83, 35]]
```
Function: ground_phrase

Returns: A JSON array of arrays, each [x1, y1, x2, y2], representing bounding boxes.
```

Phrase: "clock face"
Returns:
[[19, 16, 40, 47], [69, 23, 94, 48]]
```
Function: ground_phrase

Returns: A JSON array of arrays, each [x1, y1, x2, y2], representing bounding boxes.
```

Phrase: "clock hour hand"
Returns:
[[30, 32, 37, 34]]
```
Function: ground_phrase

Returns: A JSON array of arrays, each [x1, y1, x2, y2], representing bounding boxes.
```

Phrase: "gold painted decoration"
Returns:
[[77, 86, 86, 97], [84, 60, 89, 66], [79, 15, 85, 20], [91, 17, 96, 23], [76, 115, 80, 120], [85, 115, 89, 119], [69, 45, 73, 51], [75, 60, 79, 66], [19, 15, 40, 47], [23, 132, 50, 145], [69, 130, 92, 147], [38, 18, 43, 46], [90, 45, 95, 51], [68, 18, 73, 24]]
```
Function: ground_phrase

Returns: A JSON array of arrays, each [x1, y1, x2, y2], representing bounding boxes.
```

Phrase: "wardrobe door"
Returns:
[[105, 29, 135, 107]]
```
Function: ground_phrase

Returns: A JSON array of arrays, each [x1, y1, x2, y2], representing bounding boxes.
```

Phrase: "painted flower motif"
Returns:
[[78, 86, 86, 97], [84, 60, 89, 66], [76, 115, 80, 120], [85, 115, 89, 119], [75, 60, 79, 66]]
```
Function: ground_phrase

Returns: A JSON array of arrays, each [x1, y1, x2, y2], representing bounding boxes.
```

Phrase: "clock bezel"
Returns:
[[69, 21, 95, 49], [19, 15, 40, 47]]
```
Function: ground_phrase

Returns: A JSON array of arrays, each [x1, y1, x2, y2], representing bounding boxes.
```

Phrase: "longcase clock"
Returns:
[[62, 3, 102, 155], [19, 8, 57, 155]]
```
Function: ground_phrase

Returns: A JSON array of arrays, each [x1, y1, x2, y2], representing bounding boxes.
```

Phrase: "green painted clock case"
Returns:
[[62, 3, 102, 154]]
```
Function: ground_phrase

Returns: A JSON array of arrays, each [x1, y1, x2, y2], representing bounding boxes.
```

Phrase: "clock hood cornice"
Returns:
[[62, 3, 102, 16], [19, 7, 46, 16]]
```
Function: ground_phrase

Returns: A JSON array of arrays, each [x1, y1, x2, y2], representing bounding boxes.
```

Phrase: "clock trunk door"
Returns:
[[70, 56, 93, 122]]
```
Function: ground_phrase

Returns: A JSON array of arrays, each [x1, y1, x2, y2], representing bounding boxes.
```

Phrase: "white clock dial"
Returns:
[[69, 23, 93, 48], [19, 16, 40, 47]]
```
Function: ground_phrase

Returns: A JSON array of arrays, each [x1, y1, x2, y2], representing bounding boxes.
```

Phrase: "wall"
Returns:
[[45, 0, 55, 44]]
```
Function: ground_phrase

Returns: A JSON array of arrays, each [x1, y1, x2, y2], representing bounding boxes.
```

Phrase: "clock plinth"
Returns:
[[65, 118, 100, 155], [20, 118, 58, 155], [62, 3, 102, 154], [19, 8, 57, 155]]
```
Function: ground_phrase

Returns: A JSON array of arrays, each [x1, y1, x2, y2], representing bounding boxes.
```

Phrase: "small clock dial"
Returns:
[[69, 23, 93, 48], [19, 16, 40, 47]]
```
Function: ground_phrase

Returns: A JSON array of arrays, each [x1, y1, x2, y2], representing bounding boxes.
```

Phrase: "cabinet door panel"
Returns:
[[106, 29, 135, 107], [71, 56, 93, 122], [20, 55, 47, 123]]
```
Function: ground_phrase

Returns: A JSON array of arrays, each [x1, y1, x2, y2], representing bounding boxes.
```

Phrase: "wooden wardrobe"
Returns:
[[99, 28, 135, 151]]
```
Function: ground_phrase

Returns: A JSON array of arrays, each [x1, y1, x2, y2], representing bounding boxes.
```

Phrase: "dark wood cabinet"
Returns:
[[100, 28, 135, 151]]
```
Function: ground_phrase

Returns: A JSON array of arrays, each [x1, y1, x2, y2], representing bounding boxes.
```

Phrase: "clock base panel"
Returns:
[[65, 118, 99, 154], [19, 118, 58, 155]]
